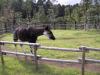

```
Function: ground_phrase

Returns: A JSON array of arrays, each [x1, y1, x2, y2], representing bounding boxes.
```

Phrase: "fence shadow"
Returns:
[[17, 59, 63, 75], [18, 59, 80, 75]]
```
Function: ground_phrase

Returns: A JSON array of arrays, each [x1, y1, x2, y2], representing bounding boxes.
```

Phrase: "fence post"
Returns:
[[79, 46, 87, 75], [0, 43, 4, 65], [33, 45, 39, 70]]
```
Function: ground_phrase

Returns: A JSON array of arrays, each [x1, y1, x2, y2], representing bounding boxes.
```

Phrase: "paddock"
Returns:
[[0, 41, 100, 75]]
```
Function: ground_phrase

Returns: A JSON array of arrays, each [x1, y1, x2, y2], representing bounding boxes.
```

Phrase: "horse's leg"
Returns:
[[30, 46, 33, 54], [13, 31, 18, 42], [29, 37, 37, 54]]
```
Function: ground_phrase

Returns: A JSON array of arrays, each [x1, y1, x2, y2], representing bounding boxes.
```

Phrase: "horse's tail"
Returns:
[[13, 29, 18, 42]]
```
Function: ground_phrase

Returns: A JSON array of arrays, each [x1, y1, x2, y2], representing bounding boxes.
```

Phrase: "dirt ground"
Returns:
[[39, 60, 100, 72]]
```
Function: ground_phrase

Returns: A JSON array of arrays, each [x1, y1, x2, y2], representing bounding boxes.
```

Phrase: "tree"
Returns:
[[37, 0, 45, 6], [56, 4, 65, 17], [44, 0, 53, 15], [11, 0, 23, 12], [35, 6, 49, 23]]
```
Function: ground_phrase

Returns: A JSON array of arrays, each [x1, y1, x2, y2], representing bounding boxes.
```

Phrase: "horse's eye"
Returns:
[[47, 32, 51, 34]]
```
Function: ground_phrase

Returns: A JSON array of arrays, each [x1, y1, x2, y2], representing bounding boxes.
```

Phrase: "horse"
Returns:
[[13, 26, 55, 43], [13, 26, 56, 53]]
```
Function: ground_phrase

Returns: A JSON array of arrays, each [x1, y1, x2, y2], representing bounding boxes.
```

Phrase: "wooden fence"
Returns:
[[0, 22, 100, 34], [0, 41, 100, 75]]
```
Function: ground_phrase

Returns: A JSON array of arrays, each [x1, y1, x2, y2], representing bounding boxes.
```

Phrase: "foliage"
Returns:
[[0, 0, 100, 24]]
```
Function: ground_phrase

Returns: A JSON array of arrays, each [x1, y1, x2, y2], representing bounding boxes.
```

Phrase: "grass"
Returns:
[[0, 30, 100, 75], [0, 56, 100, 75], [1, 30, 100, 59]]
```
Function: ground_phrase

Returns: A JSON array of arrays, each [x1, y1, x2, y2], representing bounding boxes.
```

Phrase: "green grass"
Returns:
[[1, 30, 100, 59], [0, 56, 99, 75], [0, 30, 100, 75]]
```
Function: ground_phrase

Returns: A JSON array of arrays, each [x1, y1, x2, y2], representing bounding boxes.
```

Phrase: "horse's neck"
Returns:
[[28, 27, 44, 36], [35, 29, 44, 36]]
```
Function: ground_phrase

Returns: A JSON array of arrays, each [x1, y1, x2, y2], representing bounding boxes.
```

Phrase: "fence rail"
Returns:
[[0, 41, 100, 75], [40, 46, 81, 52]]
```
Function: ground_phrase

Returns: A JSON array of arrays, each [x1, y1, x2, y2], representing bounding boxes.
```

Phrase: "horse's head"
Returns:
[[43, 26, 56, 40]]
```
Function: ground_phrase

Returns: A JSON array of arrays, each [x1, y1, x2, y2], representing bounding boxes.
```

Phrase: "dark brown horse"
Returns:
[[13, 26, 56, 53], [13, 26, 56, 43]]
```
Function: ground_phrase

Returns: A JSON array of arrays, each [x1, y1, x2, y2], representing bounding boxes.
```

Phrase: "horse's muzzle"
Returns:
[[51, 37, 56, 40]]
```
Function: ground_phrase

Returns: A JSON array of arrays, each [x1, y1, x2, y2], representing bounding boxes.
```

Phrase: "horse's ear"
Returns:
[[44, 25, 50, 30]]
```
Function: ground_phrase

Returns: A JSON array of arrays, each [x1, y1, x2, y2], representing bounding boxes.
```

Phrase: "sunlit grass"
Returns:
[[1, 30, 100, 59]]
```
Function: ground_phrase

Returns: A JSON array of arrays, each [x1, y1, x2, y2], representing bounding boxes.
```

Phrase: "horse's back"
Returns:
[[14, 27, 30, 41]]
